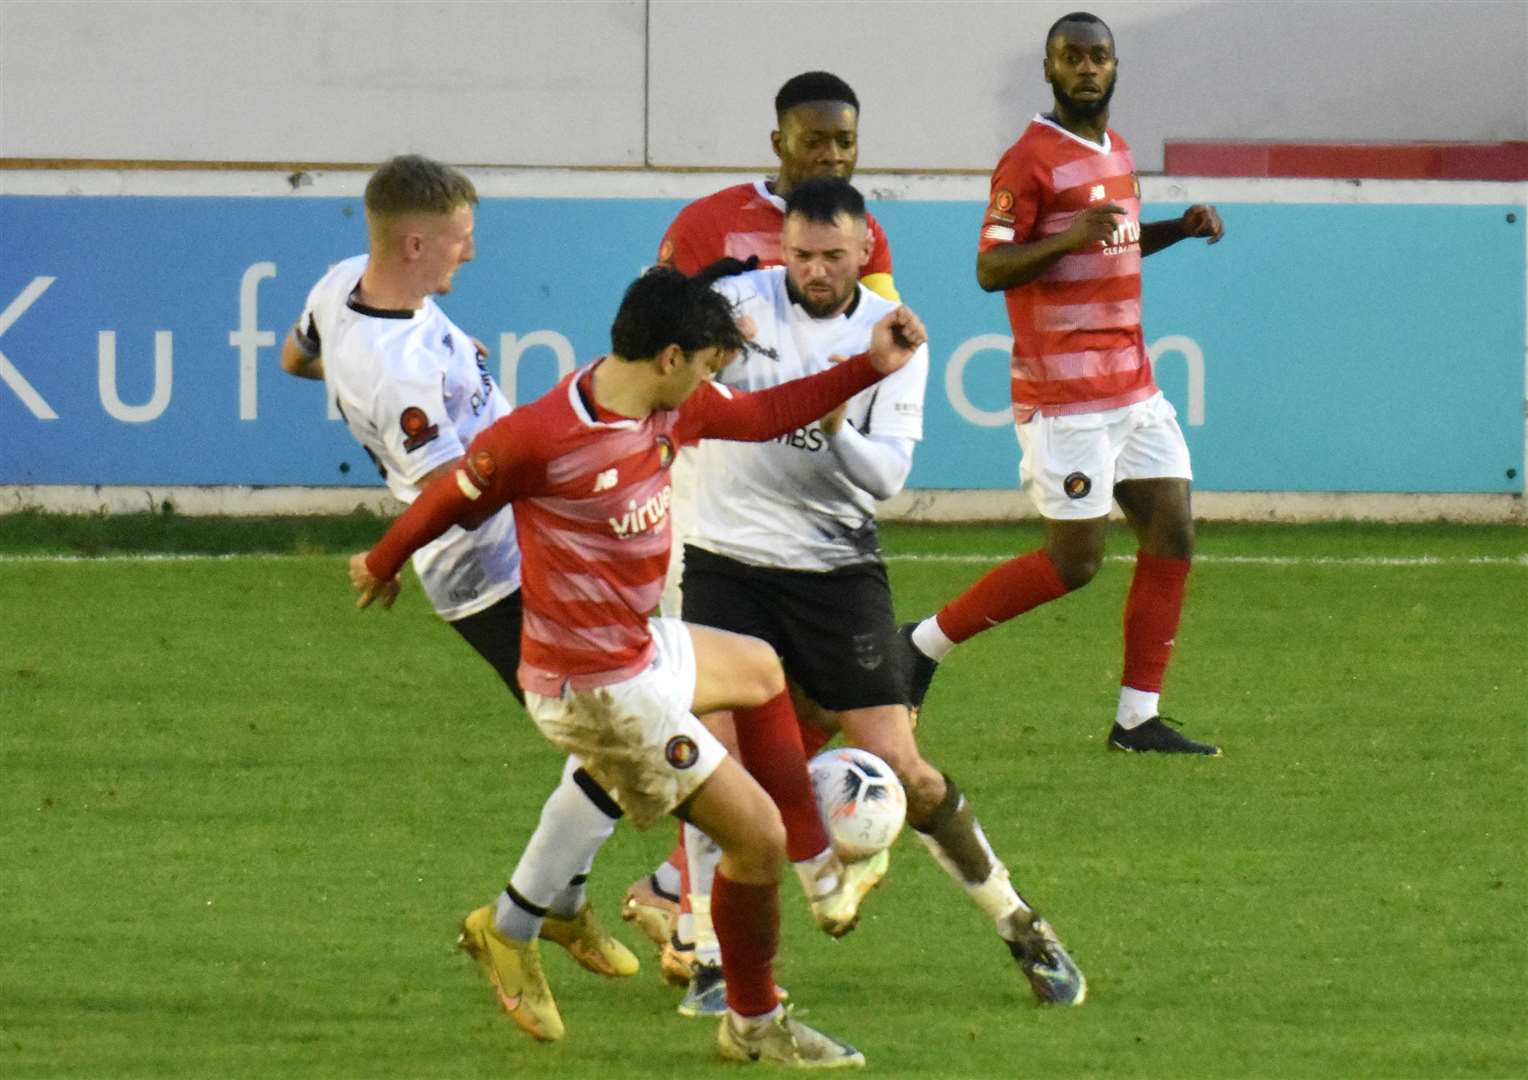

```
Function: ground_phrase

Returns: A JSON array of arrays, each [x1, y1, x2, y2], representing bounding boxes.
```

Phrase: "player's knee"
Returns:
[[1160, 515, 1195, 560], [731, 804, 787, 876], [901, 762, 947, 820], [860, 741, 941, 818], [738, 638, 786, 704], [1051, 547, 1103, 589]]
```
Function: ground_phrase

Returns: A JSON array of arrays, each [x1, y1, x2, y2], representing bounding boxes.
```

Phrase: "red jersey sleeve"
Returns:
[[364, 413, 542, 580], [865, 213, 894, 278], [979, 141, 1042, 252], [675, 353, 881, 445]]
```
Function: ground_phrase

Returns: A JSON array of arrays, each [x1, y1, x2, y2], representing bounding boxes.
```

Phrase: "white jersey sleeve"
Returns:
[[299, 254, 521, 619]]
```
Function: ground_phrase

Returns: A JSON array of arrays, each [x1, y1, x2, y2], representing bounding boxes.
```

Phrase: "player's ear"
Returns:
[[770, 128, 785, 162], [654, 343, 684, 375]]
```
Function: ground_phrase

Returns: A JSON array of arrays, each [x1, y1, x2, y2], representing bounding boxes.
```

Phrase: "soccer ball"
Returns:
[[809, 747, 907, 860]]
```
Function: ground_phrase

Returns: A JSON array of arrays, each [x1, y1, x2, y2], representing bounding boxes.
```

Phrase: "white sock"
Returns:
[[914, 826, 1032, 925], [793, 846, 838, 901], [684, 823, 723, 966], [651, 859, 682, 901], [1115, 687, 1160, 730], [912, 616, 956, 662], [728, 1004, 784, 1031], [496, 757, 620, 940]]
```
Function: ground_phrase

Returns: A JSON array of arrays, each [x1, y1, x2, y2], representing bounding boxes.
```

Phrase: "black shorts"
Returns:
[[680, 545, 904, 712], [449, 590, 525, 704]]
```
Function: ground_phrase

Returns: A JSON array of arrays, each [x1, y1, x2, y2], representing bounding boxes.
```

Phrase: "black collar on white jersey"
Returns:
[[346, 286, 415, 319]]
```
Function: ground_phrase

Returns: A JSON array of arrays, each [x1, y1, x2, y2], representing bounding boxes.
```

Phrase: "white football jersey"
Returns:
[[294, 254, 521, 619], [690, 266, 928, 571]]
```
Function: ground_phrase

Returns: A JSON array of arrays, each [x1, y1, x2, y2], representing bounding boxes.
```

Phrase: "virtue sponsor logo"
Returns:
[[1103, 217, 1141, 254], [608, 484, 673, 538]]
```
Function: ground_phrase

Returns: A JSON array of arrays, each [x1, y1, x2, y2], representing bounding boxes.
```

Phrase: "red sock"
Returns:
[[936, 549, 1070, 644], [733, 691, 830, 861], [1121, 551, 1190, 693], [712, 871, 779, 1016], [799, 721, 834, 758]]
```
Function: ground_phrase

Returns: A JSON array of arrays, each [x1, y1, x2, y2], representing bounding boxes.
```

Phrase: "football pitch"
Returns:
[[3, 513, 1525, 1079]]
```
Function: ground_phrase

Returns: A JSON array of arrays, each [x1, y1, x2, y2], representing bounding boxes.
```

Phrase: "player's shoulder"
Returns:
[[1008, 116, 1087, 162], [718, 264, 785, 305], [305, 253, 368, 307], [851, 283, 899, 323], [677, 181, 758, 220]]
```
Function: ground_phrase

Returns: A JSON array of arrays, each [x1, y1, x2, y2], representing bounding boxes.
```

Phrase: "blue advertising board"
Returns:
[[1, 194, 1522, 492]]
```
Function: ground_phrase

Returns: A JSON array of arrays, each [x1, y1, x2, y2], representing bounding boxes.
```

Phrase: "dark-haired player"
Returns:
[[656, 70, 897, 302], [628, 68, 903, 981], [677, 178, 1084, 1014], [901, 10, 1225, 756], [349, 266, 929, 1067]]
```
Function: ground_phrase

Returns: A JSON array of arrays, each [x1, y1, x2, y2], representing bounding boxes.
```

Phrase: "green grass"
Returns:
[[3, 515, 1526, 1078]]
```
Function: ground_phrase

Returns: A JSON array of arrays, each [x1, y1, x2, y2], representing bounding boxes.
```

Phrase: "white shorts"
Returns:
[[524, 617, 726, 830], [1017, 392, 1193, 520]]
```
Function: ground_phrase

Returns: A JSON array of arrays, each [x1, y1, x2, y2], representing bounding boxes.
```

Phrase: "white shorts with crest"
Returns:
[[1017, 392, 1193, 520], [524, 617, 726, 830]]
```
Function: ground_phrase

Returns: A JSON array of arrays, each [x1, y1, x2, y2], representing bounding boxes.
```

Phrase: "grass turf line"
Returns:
[[2, 517, 1525, 1078]]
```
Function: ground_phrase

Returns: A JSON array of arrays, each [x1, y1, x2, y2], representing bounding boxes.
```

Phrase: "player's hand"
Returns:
[[819, 354, 852, 435], [868, 307, 927, 374], [1064, 203, 1127, 250], [349, 551, 400, 610], [1181, 204, 1224, 244]]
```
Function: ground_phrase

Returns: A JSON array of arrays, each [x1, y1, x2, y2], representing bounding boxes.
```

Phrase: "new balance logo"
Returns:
[[1088, 184, 1106, 203], [593, 468, 618, 492]]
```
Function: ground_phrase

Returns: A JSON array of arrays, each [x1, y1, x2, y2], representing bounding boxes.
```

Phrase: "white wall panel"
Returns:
[[1, 0, 1524, 170], [648, 0, 1528, 172], [0, 0, 647, 164]]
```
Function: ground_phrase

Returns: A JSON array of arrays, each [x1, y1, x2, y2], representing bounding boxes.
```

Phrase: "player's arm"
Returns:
[[825, 426, 915, 501], [349, 421, 529, 609], [1140, 205, 1224, 256], [976, 206, 1126, 291], [281, 316, 324, 380], [817, 345, 923, 500], [685, 308, 927, 443]]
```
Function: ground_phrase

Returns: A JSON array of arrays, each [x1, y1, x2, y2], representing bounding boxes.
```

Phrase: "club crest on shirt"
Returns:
[[1064, 471, 1092, 499], [665, 735, 699, 770], [469, 449, 497, 483], [992, 188, 1014, 213], [656, 435, 675, 470], [400, 407, 439, 452]]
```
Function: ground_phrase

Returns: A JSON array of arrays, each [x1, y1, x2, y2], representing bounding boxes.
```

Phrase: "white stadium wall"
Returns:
[[2, 0, 1526, 171], [3, 1, 1526, 522]]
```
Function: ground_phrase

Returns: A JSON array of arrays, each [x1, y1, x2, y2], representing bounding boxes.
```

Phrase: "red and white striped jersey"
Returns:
[[980, 115, 1155, 422], [658, 180, 894, 283], [365, 354, 886, 696]]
